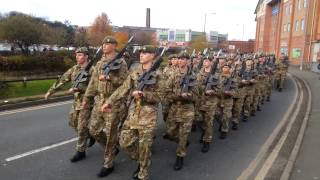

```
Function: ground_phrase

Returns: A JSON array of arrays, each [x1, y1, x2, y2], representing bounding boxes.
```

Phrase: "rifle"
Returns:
[[204, 59, 219, 91], [134, 47, 167, 114], [225, 64, 238, 91], [180, 55, 197, 94], [136, 47, 168, 91], [72, 46, 102, 89], [102, 35, 134, 76]]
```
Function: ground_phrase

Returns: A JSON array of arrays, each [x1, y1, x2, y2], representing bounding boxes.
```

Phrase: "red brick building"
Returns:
[[218, 40, 255, 53], [255, 0, 320, 70]]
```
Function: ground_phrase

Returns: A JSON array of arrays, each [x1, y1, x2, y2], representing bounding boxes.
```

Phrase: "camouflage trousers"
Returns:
[[89, 101, 107, 147], [69, 107, 91, 152], [275, 71, 286, 89], [119, 126, 155, 180], [103, 103, 127, 168], [218, 97, 233, 133], [266, 77, 273, 98], [243, 86, 255, 117], [162, 101, 171, 122], [199, 96, 219, 143], [166, 103, 195, 157], [232, 96, 245, 124], [253, 85, 262, 111]]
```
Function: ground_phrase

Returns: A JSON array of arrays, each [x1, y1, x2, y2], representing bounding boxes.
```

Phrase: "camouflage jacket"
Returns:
[[84, 54, 128, 105], [105, 65, 166, 129], [196, 68, 220, 110], [216, 73, 237, 99], [167, 68, 199, 104], [47, 64, 93, 110], [275, 60, 288, 72]]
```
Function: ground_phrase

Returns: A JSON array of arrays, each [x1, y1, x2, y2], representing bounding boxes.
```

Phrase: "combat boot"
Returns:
[[97, 167, 114, 177], [279, 88, 282, 92], [220, 132, 227, 139], [232, 122, 238, 130], [257, 106, 261, 111], [267, 96, 270, 102], [88, 137, 96, 148], [70, 151, 86, 162], [199, 129, 205, 143], [201, 142, 210, 153], [191, 123, 197, 132], [132, 165, 140, 179], [251, 111, 256, 116], [242, 116, 248, 122], [174, 156, 184, 170]]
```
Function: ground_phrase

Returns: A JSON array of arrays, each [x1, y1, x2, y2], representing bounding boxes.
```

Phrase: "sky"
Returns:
[[0, 0, 258, 41]]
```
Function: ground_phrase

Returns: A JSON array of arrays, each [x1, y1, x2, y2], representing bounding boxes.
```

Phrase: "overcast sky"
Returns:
[[0, 0, 258, 41]]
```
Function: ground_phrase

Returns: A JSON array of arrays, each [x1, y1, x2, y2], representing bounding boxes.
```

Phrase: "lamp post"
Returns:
[[203, 12, 216, 33]]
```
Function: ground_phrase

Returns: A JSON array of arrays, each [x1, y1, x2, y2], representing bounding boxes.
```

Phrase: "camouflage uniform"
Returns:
[[275, 59, 288, 90], [232, 66, 246, 125], [241, 68, 257, 118], [197, 68, 219, 143], [83, 54, 128, 168], [216, 73, 237, 133], [161, 65, 176, 122], [105, 65, 166, 180], [47, 64, 93, 153], [166, 68, 198, 157]]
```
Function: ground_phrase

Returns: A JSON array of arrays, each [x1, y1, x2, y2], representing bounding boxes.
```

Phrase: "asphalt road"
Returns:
[[0, 77, 296, 180]]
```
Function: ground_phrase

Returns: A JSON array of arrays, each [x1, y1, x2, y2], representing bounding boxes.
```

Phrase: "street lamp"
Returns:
[[203, 12, 216, 33]]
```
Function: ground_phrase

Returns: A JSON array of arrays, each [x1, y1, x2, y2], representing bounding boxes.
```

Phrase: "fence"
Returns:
[[0, 75, 61, 89]]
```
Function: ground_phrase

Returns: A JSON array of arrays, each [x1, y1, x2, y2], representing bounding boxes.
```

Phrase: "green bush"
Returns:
[[0, 51, 75, 73]]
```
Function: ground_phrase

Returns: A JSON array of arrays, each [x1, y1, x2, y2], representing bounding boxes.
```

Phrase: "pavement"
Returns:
[[289, 67, 320, 180]]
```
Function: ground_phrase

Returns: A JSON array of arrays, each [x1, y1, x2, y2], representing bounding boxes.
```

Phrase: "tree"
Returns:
[[113, 32, 128, 50], [74, 27, 89, 47], [189, 34, 208, 52], [87, 13, 113, 46], [134, 31, 158, 46], [0, 14, 43, 54]]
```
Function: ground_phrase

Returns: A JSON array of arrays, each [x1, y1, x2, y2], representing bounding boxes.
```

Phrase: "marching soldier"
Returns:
[[241, 58, 257, 121], [197, 55, 219, 152], [101, 45, 166, 180], [82, 36, 129, 177], [163, 51, 198, 170], [275, 53, 289, 92], [45, 47, 94, 162], [216, 64, 237, 139]]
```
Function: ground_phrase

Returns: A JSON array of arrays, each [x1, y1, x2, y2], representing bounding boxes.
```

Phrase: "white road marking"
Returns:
[[280, 77, 312, 180], [237, 74, 299, 180], [5, 137, 78, 162], [255, 80, 304, 179], [0, 101, 73, 116]]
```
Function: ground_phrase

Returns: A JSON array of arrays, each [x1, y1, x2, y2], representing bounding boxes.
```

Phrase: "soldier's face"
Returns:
[[178, 58, 188, 68], [76, 53, 88, 65], [171, 58, 178, 66], [203, 59, 211, 68], [140, 52, 155, 64], [219, 59, 225, 66], [103, 43, 116, 54], [193, 58, 200, 64], [222, 66, 230, 74]]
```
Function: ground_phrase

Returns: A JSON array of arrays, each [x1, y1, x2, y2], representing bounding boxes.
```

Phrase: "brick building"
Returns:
[[218, 40, 255, 53], [255, 0, 320, 71]]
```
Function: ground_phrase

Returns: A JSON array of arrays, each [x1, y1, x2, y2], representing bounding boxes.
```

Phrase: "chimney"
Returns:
[[146, 8, 150, 28]]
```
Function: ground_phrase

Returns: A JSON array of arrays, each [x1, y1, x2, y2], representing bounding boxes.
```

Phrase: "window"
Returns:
[[301, 19, 305, 30], [287, 23, 291, 32], [298, 0, 301, 10], [289, 4, 292, 14], [284, 24, 287, 32], [175, 34, 185, 42], [285, 6, 289, 15], [295, 20, 300, 31], [304, 0, 307, 8]]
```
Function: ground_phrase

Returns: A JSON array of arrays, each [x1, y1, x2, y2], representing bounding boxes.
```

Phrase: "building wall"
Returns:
[[255, 0, 320, 69]]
